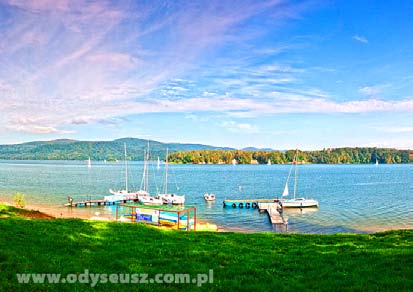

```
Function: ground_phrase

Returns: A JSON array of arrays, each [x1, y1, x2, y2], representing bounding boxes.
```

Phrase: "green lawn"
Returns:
[[0, 203, 412, 291]]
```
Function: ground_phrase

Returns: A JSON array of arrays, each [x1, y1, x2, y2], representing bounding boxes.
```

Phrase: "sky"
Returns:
[[0, 0, 412, 150]]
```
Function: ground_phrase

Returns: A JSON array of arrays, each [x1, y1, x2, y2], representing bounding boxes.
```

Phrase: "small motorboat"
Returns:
[[204, 193, 216, 201], [159, 193, 185, 205], [139, 196, 163, 206]]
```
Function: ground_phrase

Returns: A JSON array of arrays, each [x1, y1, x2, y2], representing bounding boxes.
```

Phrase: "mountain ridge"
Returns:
[[0, 138, 234, 160]]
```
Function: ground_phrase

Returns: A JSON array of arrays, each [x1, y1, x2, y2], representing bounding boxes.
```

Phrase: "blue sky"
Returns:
[[0, 0, 412, 149]]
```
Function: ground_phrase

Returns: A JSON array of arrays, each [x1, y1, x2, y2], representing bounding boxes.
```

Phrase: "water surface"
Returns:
[[0, 160, 411, 233]]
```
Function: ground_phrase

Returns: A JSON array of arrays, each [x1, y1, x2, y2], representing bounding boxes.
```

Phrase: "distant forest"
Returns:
[[168, 148, 412, 164], [0, 138, 411, 164]]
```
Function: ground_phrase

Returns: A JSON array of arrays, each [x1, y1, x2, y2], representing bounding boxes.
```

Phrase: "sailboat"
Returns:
[[375, 158, 379, 166], [105, 144, 142, 203], [267, 159, 271, 165], [281, 150, 318, 208], [157, 157, 161, 169], [138, 143, 163, 206], [87, 157, 92, 168], [158, 148, 185, 205]]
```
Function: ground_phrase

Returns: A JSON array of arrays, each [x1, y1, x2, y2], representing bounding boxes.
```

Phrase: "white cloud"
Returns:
[[379, 127, 413, 133], [364, 139, 412, 150], [7, 125, 75, 134], [220, 121, 259, 134], [203, 91, 218, 97], [121, 96, 413, 115], [359, 86, 380, 97], [353, 35, 368, 44]]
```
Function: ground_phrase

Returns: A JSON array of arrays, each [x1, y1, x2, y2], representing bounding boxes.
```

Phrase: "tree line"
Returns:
[[168, 148, 411, 164]]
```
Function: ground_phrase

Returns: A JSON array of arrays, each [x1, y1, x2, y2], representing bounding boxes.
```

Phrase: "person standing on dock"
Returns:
[[67, 196, 73, 206]]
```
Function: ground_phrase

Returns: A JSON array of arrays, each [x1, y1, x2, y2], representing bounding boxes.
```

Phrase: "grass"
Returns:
[[0, 203, 412, 291]]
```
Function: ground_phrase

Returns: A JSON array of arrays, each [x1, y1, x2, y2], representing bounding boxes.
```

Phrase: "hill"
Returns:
[[242, 147, 274, 151], [0, 138, 233, 160]]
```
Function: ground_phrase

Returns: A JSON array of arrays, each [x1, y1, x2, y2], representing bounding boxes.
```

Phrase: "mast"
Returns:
[[293, 149, 298, 200], [164, 148, 169, 194], [141, 149, 147, 192], [124, 143, 128, 193], [145, 141, 149, 192]]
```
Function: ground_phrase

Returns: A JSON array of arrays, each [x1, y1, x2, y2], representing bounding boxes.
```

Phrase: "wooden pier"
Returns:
[[258, 202, 288, 229]]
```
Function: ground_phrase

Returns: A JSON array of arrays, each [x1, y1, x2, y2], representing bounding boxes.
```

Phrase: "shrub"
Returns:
[[13, 193, 26, 209]]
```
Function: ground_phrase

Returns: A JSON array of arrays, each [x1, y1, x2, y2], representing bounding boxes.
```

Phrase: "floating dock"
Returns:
[[223, 198, 281, 209]]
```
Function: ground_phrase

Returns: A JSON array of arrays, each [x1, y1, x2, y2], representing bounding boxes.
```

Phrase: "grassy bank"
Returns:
[[0, 203, 412, 291]]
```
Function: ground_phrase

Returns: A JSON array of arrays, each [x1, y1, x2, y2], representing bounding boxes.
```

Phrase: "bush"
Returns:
[[13, 193, 26, 208]]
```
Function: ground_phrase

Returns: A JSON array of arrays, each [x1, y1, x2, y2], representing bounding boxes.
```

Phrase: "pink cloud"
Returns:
[[6, 0, 71, 12]]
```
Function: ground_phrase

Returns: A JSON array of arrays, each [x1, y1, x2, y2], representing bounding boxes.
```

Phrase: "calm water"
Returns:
[[0, 160, 412, 233]]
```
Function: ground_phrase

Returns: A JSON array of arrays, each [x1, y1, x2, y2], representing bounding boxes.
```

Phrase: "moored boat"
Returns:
[[158, 148, 185, 205], [159, 193, 185, 205], [281, 197, 318, 208], [280, 149, 318, 208], [139, 195, 164, 206], [204, 193, 216, 201], [106, 143, 140, 203]]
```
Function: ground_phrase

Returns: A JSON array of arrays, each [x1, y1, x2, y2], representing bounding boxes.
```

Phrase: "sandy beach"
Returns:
[[1, 199, 224, 232]]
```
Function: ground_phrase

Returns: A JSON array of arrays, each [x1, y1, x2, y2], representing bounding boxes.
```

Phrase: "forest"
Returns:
[[0, 139, 410, 164], [0, 138, 230, 160], [168, 148, 411, 164]]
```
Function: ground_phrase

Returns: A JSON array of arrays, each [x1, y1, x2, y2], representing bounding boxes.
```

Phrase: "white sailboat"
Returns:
[[105, 143, 141, 203], [267, 159, 271, 165], [157, 156, 161, 169], [87, 157, 92, 168], [158, 148, 185, 205], [375, 158, 379, 166], [138, 143, 163, 205], [281, 150, 318, 208]]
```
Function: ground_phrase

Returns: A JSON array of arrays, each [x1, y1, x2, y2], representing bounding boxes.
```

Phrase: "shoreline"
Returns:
[[1, 200, 411, 234], [0, 200, 222, 231]]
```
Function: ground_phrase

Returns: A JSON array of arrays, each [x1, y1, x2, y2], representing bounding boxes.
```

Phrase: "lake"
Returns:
[[0, 160, 412, 233]]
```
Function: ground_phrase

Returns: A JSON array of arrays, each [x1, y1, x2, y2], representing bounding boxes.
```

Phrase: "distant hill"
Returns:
[[242, 147, 274, 151], [0, 138, 234, 160]]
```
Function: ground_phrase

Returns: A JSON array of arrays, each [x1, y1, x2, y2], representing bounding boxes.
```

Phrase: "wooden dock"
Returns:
[[258, 202, 288, 228]]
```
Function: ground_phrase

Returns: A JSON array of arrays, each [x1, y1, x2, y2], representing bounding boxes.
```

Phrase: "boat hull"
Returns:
[[139, 196, 163, 206], [204, 193, 216, 201], [281, 198, 318, 208], [159, 193, 185, 205]]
